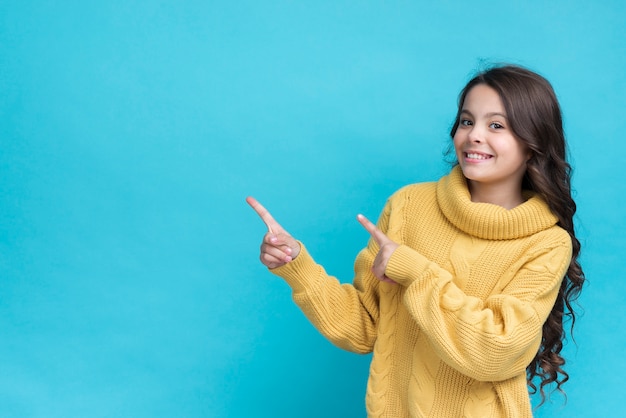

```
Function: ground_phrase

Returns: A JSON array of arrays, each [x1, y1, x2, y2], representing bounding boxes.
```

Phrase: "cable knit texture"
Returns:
[[271, 166, 572, 417]]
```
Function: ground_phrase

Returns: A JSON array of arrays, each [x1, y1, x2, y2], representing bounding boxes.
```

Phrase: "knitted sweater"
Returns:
[[271, 166, 572, 417]]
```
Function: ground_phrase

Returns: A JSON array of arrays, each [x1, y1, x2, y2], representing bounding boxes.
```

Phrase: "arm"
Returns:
[[357, 198, 573, 381], [271, 242, 380, 354], [386, 237, 572, 381], [247, 196, 380, 354]]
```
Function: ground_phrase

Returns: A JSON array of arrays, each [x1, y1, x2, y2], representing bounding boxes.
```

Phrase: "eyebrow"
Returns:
[[460, 109, 508, 119]]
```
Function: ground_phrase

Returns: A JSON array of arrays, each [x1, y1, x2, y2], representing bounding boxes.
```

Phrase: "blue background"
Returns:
[[1, 1, 625, 417]]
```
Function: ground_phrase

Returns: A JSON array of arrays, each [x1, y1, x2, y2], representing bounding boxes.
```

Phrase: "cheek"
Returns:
[[512, 142, 531, 163]]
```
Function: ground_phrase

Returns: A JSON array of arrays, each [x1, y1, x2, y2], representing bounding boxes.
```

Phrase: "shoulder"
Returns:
[[387, 180, 438, 204], [384, 182, 437, 225], [534, 224, 572, 249], [523, 225, 573, 266]]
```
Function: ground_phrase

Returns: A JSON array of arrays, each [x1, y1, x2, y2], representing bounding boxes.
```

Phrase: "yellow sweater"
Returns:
[[271, 166, 572, 417]]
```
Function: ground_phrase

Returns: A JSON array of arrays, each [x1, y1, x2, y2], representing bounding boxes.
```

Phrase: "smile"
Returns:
[[465, 152, 493, 160]]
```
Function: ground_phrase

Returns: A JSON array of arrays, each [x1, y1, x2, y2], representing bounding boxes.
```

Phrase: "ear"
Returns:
[[525, 149, 533, 162]]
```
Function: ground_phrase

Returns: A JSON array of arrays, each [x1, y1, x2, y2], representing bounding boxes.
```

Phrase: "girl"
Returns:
[[247, 64, 584, 417]]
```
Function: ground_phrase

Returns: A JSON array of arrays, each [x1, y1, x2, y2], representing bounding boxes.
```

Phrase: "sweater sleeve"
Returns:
[[385, 235, 572, 382], [269, 241, 380, 354]]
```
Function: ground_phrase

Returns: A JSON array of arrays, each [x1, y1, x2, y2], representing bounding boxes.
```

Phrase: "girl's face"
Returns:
[[453, 84, 531, 198]]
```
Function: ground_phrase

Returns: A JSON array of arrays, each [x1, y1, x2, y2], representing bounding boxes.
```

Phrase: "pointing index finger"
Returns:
[[357, 214, 386, 246], [246, 196, 277, 233]]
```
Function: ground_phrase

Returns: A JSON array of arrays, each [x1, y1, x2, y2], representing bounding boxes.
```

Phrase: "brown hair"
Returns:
[[450, 64, 585, 405]]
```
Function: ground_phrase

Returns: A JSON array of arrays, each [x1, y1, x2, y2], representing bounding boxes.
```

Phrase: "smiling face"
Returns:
[[453, 84, 531, 206]]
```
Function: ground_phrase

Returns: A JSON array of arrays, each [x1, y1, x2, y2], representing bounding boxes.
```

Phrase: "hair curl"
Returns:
[[449, 64, 585, 406]]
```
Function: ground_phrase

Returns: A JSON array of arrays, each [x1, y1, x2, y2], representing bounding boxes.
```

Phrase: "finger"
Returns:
[[261, 252, 290, 269], [356, 214, 388, 246], [246, 196, 279, 234], [380, 275, 397, 284], [261, 244, 293, 265], [263, 233, 293, 256]]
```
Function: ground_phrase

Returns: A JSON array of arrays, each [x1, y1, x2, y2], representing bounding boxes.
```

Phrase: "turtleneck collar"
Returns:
[[436, 166, 558, 240]]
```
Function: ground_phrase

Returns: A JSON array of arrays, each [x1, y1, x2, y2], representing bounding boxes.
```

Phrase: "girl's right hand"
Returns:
[[246, 196, 301, 269]]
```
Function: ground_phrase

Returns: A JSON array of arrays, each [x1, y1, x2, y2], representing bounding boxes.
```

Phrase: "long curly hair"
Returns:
[[449, 64, 585, 405]]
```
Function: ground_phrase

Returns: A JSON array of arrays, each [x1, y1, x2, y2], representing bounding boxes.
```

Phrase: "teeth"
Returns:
[[467, 153, 490, 160]]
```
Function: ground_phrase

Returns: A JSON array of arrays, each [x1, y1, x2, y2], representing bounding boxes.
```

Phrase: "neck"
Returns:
[[467, 180, 525, 210]]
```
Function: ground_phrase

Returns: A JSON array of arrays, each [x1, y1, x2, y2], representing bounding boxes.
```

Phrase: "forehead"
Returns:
[[462, 84, 505, 113]]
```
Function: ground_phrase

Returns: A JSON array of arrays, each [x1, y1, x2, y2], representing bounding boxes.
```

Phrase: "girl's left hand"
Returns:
[[357, 214, 399, 284]]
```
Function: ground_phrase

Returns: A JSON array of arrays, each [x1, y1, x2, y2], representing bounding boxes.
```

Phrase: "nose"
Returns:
[[468, 126, 484, 143]]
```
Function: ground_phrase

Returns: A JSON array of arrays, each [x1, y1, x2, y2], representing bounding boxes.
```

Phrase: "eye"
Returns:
[[489, 122, 504, 129], [460, 119, 473, 127]]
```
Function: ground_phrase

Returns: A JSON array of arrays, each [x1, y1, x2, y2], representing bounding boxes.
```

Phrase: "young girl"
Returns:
[[247, 64, 584, 417]]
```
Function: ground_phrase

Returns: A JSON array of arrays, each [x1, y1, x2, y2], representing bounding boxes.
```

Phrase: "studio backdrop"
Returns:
[[1, 1, 625, 417]]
